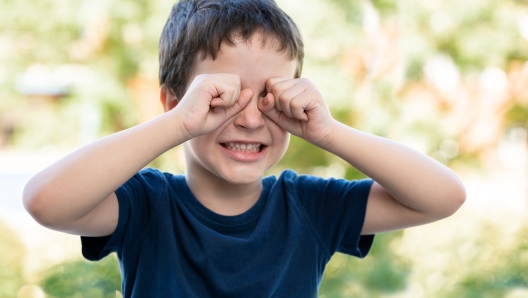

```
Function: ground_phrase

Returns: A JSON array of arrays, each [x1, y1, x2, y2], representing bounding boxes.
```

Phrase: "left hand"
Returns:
[[258, 78, 334, 147]]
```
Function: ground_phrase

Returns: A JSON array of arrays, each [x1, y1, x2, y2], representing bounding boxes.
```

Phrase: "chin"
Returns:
[[220, 170, 264, 185]]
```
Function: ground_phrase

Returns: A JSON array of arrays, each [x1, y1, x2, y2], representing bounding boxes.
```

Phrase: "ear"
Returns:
[[160, 84, 179, 112]]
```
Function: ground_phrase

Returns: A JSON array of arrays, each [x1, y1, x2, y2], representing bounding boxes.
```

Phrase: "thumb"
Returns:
[[221, 88, 253, 117], [236, 88, 253, 111], [258, 93, 282, 123], [258, 93, 302, 134]]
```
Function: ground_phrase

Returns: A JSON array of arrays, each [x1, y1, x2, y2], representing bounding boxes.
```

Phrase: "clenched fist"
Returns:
[[168, 73, 254, 140]]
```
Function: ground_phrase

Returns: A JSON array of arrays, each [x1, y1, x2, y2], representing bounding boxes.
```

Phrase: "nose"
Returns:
[[233, 94, 265, 130]]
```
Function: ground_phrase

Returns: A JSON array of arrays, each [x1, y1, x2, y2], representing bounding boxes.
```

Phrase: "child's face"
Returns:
[[182, 32, 297, 185]]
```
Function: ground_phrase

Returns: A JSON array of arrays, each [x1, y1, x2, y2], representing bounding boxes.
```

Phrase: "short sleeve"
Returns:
[[287, 171, 374, 258], [81, 168, 162, 261]]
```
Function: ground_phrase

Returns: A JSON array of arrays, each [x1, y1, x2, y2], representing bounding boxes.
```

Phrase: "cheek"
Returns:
[[267, 120, 290, 153], [187, 122, 227, 151], [279, 132, 290, 152], [266, 117, 286, 133], [273, 132, 290, 164], [185, 135, 211, 158]]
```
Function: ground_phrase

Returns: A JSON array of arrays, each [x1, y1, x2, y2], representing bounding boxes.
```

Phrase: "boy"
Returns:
[[23, 0, 466, 297]]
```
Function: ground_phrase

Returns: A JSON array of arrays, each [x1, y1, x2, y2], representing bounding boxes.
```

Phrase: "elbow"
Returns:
[[438, 179, 467, 219], [23, 181, 40, 219], [23, 181, 61, 229]]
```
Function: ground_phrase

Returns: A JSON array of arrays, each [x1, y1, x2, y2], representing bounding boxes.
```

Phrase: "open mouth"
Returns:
[[220, 142, 265, 153]]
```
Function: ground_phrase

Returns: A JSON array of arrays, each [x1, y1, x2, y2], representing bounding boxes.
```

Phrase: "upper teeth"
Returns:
[[225, 142, 261, 151]]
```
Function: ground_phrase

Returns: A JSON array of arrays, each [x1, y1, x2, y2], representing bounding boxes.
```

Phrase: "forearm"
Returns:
[[23, 111, 187, 224], [322, 120, 465, 217]]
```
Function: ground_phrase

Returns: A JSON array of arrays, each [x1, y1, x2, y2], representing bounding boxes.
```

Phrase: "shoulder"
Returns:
[[117, 168, 183, 200], [274, 169, 320, 185], [130, 167, 179, 185], [274, 169, 372, 193], [136, 167, 167, 180]]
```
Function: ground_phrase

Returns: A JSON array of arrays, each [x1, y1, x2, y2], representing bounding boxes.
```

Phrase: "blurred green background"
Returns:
[[1, 0, 528, 297]]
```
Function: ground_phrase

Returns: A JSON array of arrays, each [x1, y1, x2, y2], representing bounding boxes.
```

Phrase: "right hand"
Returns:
[[173, 73, 253, 139]]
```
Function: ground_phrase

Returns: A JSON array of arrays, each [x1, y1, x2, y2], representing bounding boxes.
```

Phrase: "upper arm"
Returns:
[[66, 192, 119, 237], [361, 182, 437, 235]]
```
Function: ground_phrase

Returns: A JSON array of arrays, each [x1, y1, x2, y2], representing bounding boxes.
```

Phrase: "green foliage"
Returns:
[[370, 0, 398, 16], [505, 103, 528, 127], [437, 223, 528, 297], [279, 135, 329, 171], [40, 255, 121, 298], [0, 220, 26, 297], [324, 0, 364, 25], [319, 232, 410, 297], [0, 0, 168, 148]]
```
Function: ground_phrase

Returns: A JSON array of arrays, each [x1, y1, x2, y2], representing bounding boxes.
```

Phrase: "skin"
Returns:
[[23, 32, 466, 238]]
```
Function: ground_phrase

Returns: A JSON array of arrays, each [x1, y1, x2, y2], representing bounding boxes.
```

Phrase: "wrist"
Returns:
[[315, 118, 342, 150], [162, 109, 194, 145]]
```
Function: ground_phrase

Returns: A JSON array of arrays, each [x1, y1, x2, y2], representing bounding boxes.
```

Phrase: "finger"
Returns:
[[257, 93, 281, 123], [266, 78, 297, 113], [222, 73, 241, 106], [236, 88, 253, 112], [290, 95, 309, 121], [265, 77, 290, 94], [210, 79, 240, 108], [277, 85, 306, 118], [258, 93, 273, 113], [258, 93, 302, 134], [221, 88, 253, 118]]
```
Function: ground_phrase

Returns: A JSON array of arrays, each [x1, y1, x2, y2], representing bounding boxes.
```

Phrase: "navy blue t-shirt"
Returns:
[[81, 168, 374, 297]]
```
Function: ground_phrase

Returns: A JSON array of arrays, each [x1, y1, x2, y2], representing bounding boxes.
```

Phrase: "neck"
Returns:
[[185, 167, 263, 216]]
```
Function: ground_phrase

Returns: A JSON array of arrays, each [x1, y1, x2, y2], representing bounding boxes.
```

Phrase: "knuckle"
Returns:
[[195, 74, 208, 81], [278, 94, 290, 104], [300, 78, 312, 84], [291, 100, 302, 110], [270, 83, 281, 94], [312, 88, 323, 98], [192, 75, 203, 85], [265, 79, 275, 92]]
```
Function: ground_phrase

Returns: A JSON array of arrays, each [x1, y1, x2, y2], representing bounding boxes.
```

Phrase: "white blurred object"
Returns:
[[16, 64, 69, 97], [429, 12, 451, 33], [16, 64, 92, 97], [424, 55, 460, 92], [518, 16, 528, 41], [17, 285, 45, 298], [440, 139, 459, 160], [362, 0, 379, 33], [505, 288, 528, 298], [79, 102, 101, 145], [122, 23, 143, 44], [479, 67, 508, 92], [498, 126, 528, 169]]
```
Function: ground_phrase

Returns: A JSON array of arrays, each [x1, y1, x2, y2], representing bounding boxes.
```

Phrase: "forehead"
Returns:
[[191, 33, 298, 88]]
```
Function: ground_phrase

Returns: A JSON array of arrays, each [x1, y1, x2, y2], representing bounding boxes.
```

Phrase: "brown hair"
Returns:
[[159, 0, 304, 99]]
